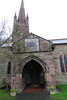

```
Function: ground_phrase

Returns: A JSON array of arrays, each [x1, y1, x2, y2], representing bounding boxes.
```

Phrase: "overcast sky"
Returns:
[[0, 0, 67, 39]]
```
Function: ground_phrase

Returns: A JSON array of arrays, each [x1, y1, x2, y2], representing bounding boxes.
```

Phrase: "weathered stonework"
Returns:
[[0, 0, 67, 94], [0, 47, 12, 84], [52, 44, 67, 85], [11, 30, 56, 93]]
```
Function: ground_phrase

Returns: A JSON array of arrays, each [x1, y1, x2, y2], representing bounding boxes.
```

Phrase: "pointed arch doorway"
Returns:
[[22, 60, 46, 92], [11, 55, 56, 93]]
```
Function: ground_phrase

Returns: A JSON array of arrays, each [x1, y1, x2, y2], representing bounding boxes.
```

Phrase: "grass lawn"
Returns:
[[0, 89, 16, 100], [50, 85, 67, 100], [0, 84, 67, 100]]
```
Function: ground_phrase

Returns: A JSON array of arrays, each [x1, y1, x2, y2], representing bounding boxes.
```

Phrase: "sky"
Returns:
[[0, 0, 67, 39]]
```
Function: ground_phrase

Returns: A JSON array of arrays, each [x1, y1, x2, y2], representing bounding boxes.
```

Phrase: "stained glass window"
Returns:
[[25, 39, 39, 52]]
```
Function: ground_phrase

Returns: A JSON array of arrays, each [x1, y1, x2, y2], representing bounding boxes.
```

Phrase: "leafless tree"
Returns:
[[0, 19, 11, 46]]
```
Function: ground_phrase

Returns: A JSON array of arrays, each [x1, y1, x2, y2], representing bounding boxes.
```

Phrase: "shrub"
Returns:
[[11, 86, 16, 93], [50, 85, 54, 91]]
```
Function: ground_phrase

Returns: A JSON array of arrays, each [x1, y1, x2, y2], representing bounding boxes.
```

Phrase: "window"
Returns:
[[59, 55, 67, 72], [64, 55, 67, 72], [59, 56, 64, 72], [25, 39, 39, 52], [7, 61, 11, 74]]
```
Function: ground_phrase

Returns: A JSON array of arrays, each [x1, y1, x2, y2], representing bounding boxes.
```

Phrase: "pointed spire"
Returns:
[[27, 13, 29, 19], [18, 0, 25, 22], [14, 12, 17, 19], [26, 13, 29, 26], [14, 12, 17, 25]]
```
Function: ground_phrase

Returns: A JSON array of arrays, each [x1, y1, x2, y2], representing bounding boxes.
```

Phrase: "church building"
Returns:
[[0, 0, 67, 93]]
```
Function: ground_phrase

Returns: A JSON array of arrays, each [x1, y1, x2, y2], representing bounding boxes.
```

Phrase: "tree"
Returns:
[[0, 19, 12, 84], [0, 19, 11, 46]]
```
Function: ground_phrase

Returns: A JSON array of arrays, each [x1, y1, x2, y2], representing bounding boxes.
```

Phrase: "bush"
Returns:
[[50, 85, 54, 91], [11, 86, 16, 93]]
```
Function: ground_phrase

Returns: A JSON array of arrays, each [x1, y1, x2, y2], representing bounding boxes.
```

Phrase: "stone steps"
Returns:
[[23, 87, 44, 92]]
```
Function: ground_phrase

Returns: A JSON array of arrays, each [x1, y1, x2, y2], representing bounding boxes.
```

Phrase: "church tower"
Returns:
[[13, 0, 29, 42]]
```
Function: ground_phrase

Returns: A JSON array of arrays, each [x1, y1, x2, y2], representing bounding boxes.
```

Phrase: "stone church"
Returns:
[[0, 0, 67, 93]]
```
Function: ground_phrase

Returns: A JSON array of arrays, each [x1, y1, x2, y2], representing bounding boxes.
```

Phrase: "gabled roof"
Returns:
[[13, 32, 52, 45], [1, 33, 51, 47], [1, 36, 67, 47]]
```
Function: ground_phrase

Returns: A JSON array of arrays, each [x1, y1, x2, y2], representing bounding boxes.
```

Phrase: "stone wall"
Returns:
[[1, 38, 67, 92], [0, 40, 67, 90], [11, 33, 56, 93], [11, 51, 55, 92], [0, 47, 12, 84], [53, 44, 67, 85]]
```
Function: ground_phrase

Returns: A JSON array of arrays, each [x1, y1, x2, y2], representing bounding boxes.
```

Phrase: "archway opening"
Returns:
[[22, 60, 46, 91]]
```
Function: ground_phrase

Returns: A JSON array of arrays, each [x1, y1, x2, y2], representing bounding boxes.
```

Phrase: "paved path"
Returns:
[[16, 92, 52, 100]]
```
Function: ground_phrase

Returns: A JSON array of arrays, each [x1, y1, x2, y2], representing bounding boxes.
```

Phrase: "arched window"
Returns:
[[59, 56, 64, 72], [64, 55, 67, 72], [59, 55, 67, 72], [7, 61, 11, 74]]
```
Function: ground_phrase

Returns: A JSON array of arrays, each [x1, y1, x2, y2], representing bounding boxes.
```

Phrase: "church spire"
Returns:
[[14, 12, 17, 25], [18, 0, 25, 22], [26, 13, 29, 26]]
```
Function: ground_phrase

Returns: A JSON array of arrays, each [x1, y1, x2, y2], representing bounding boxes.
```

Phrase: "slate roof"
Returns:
[[1, 42, 13, 47], [50, 38, 67, 44]]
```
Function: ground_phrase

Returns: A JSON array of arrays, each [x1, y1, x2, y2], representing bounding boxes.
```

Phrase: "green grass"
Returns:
[[1, 84, 67, 100], [50, 85, 67, 100], [0, 89, 16, 100]]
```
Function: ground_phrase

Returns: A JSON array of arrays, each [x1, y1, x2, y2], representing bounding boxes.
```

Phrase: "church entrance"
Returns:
[[11, 55, 56, 93], [22, 60, 46, 92]]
